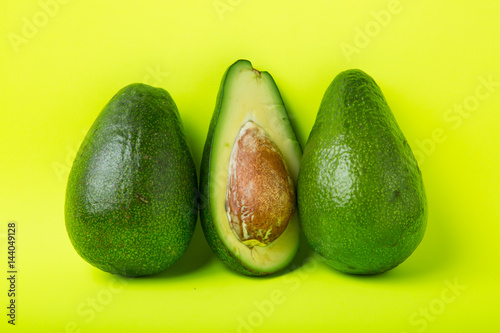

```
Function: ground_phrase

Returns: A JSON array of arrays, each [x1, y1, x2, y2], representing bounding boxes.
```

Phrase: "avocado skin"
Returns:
[[200, 60, 263, 276], [65, 83, 197, 277], [298, 69, 427, 275]]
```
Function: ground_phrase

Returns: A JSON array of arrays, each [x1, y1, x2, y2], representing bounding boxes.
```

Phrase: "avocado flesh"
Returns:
[[200, 60, 302, 276], [298, 69, 427, 275], [65, 83, 197, 277]]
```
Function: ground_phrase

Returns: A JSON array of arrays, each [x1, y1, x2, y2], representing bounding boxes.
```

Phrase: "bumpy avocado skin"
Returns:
[[65, 83, 197, 277], [298, 70, 427, 275]]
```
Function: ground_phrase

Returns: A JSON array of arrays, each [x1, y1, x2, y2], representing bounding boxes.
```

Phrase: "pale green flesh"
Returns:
[[209, 62, 301, 272]]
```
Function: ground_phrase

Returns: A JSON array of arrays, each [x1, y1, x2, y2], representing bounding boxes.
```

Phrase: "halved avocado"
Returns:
[[200, 60, 302, 276]]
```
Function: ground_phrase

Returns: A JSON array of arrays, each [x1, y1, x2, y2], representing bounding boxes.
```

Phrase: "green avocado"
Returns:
[[298, 69, 427, 275], [200, 60, 302, 276], [65, 83, 197, 277]]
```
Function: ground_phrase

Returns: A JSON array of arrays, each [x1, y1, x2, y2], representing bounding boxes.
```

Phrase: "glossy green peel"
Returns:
[[298, 69, 427, 274], [65, 83, 197, 277]]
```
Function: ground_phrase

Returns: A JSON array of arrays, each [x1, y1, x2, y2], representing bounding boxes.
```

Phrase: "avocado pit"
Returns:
[[225, 120, 295, 248]]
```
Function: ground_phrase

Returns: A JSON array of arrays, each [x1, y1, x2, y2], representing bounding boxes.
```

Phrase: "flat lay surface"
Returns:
[[1, 1, 499, 332]]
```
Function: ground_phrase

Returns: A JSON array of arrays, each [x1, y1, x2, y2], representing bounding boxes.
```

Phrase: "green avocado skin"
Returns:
[[65, 83, 197, 277], [298, 70, 427, 275], [199, 60, 262, 276]]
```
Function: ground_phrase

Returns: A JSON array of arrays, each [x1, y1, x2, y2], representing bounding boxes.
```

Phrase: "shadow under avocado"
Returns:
[[151, 220, 214, 279]]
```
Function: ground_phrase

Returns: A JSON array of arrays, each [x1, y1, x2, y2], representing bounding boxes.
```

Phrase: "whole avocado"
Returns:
[[65, 83, 197, 277], [298, 69, 427, 274]]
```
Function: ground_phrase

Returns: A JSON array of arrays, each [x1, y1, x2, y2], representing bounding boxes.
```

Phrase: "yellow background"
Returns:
[[1, 0, 499, 332]]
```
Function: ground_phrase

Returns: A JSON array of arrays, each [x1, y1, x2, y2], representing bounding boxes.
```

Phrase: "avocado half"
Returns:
[[200, 60, 302, 276]]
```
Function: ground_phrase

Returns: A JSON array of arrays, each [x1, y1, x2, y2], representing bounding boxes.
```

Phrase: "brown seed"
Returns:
[[225, 121, 295, 247]]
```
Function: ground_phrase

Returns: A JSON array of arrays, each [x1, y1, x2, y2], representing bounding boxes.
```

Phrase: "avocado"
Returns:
[[298, 69, 427, 275], [200, 60, 302, 276], [65, 83, 197, 277]]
